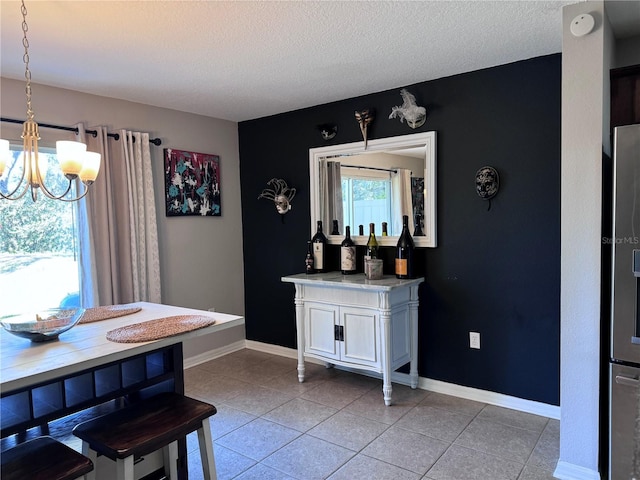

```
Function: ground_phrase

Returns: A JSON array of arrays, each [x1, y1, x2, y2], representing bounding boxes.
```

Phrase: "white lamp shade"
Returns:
[[56, 140, 87, 177], [0, 139, 10, 177], [79, 151, 101, 183]]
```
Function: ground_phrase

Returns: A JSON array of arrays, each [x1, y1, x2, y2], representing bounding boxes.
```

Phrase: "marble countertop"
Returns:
[[281, 272, 424, 290]]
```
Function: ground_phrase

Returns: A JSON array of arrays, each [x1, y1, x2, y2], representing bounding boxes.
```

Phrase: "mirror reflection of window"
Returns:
[[341, 167, 392, 235], [327, 153, 421, 236], [310, 132, 436, 247], [340, 165, 415, 236]]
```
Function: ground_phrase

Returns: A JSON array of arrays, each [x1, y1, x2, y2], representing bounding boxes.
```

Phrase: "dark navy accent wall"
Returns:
[[239, 54, 561, 405]]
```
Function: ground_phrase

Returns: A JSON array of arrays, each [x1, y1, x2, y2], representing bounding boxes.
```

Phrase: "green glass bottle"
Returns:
[[395, 215, 414, 279], [340, 226, 356, 275], [311, 221, 327, 273], [366, 223, 378, 259], [305, 241, 315, 274]]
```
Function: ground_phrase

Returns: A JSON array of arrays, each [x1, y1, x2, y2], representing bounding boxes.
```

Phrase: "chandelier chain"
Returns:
[[21, 0, 33, 121], [1, 0, 99, 202]]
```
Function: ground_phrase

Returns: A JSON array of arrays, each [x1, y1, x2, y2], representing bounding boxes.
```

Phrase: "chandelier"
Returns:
[[0, 0, 101, 202]]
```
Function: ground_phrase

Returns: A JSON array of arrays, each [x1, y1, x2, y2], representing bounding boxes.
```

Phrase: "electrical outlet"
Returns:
[[469, 332, 480, 349]]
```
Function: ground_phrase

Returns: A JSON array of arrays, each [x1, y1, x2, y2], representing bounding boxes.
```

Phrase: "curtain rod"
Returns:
[[341, 164, 398, 174], [0, 117, 162, 146]]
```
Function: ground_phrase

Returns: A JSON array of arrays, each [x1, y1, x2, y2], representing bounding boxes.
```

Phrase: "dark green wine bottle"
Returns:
[[331, 219, 340, 235], [305, 241, 315, 274], [311, 221, 327, 273], [340, 226, 356, 275], [395, 215, 414, 279]]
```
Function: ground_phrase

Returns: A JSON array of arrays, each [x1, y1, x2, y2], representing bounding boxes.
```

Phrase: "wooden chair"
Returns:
[[1, 436, 94, 480], [72, 392, 217, 480]]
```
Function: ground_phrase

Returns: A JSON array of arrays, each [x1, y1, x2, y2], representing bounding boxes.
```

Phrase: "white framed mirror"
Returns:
[[309, 131, 436, 248]]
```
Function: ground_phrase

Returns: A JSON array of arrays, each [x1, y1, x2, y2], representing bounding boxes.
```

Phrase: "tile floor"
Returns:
[[184, 349, 559, 480]]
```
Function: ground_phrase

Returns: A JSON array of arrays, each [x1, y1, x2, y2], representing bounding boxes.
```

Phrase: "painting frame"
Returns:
[[164, 148, 221, 217]]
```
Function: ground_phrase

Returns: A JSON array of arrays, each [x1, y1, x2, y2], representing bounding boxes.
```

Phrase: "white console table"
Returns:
[[282, 272, 423, 405]]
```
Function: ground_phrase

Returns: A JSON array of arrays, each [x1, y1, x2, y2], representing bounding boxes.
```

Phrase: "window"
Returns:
[[341, 167, 392, 234], [0, 146, 81, 314]]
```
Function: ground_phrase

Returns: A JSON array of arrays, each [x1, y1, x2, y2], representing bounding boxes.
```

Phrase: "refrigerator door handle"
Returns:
[[615, 374, 640, 387]]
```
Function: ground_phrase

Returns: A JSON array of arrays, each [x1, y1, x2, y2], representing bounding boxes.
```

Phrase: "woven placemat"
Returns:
[[79, 305, 142, 324], [106, 315, 216, 343]]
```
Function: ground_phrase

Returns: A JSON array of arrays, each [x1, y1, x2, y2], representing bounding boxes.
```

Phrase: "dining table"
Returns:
[[0, 301, 244, 479]]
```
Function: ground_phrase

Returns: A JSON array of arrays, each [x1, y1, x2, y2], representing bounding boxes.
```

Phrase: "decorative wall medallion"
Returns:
[[389, 89, 427, 129], [258, 178, 297, 214], [475, 166, 499, 210], [475, 166, 499, 199], [355, 109, 374, 149], [317, 124, 337, 140]]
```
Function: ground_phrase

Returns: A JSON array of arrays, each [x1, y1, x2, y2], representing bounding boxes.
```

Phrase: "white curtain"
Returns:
[[392, 168, 414, 235], [319, 160, 343, 233], [81, 127, 161, 306], [75, 123, 99, 307], [122, 131, 161, 303]]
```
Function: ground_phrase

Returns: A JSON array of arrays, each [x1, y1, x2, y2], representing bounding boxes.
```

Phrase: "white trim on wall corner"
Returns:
[[553, 461, 601, 480], [243, 340, 561, 420]]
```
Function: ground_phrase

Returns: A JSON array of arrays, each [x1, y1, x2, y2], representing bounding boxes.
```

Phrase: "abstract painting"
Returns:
[[164, 148, 221, 216]]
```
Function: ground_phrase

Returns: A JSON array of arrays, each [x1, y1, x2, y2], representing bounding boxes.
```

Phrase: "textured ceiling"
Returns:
[[0, 1, 638, 122]]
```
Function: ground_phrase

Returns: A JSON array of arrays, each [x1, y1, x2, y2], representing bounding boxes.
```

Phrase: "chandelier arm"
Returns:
[[54, 183, 91, 202], [36, 176, 74, 201], [0, 154, 30, 199], [0, 184, 30, 200]]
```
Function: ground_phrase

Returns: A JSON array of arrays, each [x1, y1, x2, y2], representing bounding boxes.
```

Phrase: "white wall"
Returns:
[[0, 77, 246, 359], [556, 2, 611, 479]]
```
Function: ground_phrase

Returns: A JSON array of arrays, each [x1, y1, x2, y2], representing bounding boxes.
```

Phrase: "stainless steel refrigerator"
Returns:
[[610, 123, 640, 480]]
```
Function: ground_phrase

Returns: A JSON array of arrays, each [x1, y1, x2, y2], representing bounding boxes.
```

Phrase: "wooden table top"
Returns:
[[0, 302, 244, 393]]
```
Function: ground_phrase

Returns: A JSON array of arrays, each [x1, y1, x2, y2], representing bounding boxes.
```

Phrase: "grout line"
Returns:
[[188, 349, 558, 479]]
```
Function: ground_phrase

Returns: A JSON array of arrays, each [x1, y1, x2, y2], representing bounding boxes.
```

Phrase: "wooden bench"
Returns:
[[1, 436, 94, 480], [72, 392, 217, 480]]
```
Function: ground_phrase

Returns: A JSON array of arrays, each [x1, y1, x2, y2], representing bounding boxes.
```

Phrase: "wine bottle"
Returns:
[[311, 221, 327, 273], [395, 215, 414, 279], [381, 222, 388, 236], [305, 241, 315, 274], [331, 219, 340, 235], [358, 224, 364, 236], [366, 223, 378, 259], [340, 226, 356, 275]]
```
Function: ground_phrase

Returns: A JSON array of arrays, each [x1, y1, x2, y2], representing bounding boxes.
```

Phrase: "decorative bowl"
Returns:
[[0, 308, 86, 342]]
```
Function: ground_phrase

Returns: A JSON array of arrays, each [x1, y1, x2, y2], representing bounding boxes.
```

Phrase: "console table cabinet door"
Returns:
[[304, 303, 380, 369], [305, 303, 340, 361], [340, 306, 379, 369]]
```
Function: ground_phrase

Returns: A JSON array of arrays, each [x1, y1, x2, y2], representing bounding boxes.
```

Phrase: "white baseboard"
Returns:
[[244, 340, 297, 359], [244, 340, 560, 420], [418, 377, 560, 420], [183, 339, 246, 369], [553, 461, 601, 480]]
